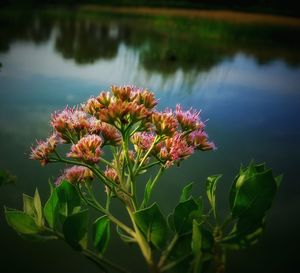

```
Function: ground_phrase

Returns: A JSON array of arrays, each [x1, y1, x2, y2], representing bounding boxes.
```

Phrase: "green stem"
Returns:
[[220, 214, 233, 231], [126, 207, 153, 266], [158, 233, 178, 269], [80, 187, 135, 237], [50, 156, 131, 198], [160, 253, 192, 272], [44, 227, 129, 273], [83, 249, 131, 273], [135, 135, 160, 174]]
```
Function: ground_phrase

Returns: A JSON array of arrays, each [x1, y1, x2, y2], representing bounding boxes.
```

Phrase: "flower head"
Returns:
[[51, 107, 90, 142], [104, 166, 120, 184], [131, 132, 156, 151], [82, 97, 103, 116], [158, 133, 194, 168], [187, 130, 216, 151], [134, 90, 158, 109], [67, 134, 103, 164], [30, 133, 59, 166], [55, 166, 93, 186], [175, 104, 204, 131], [89, 118, 121, 145], [152, 110, 178, 137]]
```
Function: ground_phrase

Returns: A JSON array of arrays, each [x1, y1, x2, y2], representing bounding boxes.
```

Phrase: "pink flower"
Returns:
[[158, 133, 194, 168], [67, 134, 103, 164], [152, 110, 178, 137], [175, 104, 204, 131], [187, 130, 216, 151], [131, 132, 155, 151], [82, 97, 103, 116], [55, 166, 93, 186], [51, 107, 90, 142], [104, 166, 120, 184], [89, 118, 121, 145], [30, 133, 59, 166]]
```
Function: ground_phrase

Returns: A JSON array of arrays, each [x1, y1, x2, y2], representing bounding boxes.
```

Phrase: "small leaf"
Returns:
[[134, 203, 168, 249], [34, 188, 43, 226], [93, 215, 110, 255], [141, 178, 152, 209], [23, 194, 35, 218], [116, 226, 135, 244], [5, 207, 40, 234], [63, 209, 88, 251], [206, 174, 222, 218], [44, 186, 59, 229], [56, 181, 82, 215], [230, 167, 277, 219], [179, 182, 194, 203], [173, 198, 202, 234]]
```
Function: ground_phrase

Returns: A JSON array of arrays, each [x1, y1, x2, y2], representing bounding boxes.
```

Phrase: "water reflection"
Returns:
[[1, 11, 300, 76]]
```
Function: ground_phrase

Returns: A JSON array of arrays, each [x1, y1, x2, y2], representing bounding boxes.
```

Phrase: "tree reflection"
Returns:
[[0, 13, 52, 52], [55, 19, 121, 63], [1, 10, 300, 75]]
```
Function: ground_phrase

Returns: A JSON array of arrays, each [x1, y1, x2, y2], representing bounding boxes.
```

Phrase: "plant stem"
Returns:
[[44, 227, 130, 273], [158, 233, 178, 269], [80, 188, 135, 237], [126, 207, 153, 266], [135, 135, 160, 174], [83, 249, 131, 273]]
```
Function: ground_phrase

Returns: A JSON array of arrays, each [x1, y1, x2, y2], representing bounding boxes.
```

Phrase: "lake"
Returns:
[[0, 8, 300, 273]]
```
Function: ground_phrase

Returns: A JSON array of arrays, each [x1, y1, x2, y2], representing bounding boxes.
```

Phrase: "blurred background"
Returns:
[[0, 1, 300, 273]]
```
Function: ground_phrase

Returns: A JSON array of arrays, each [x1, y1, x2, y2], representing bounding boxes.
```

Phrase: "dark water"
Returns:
[[0, 9, 300, 273]]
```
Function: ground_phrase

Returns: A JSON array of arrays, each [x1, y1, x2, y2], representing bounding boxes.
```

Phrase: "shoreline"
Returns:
[[79, 5, 300, 27]]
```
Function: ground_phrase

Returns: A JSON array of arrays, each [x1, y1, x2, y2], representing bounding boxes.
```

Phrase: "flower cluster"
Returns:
[[55, 166, 94, 186], [30, 85, 215, 184], [30, 134, 58, 166], [51, 107, 90, 142], [67, 134, 103, 164]]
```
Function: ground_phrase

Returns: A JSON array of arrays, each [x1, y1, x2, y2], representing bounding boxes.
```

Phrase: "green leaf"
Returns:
[[44, 186, 59, 229], [56, 181, 82, 215], [34, 188, 43, 226], [23, 194, 35, 218], [221, 217, 265, 249], [63, 209, 88, 251], [206, 174, 222, 218], [116, 226, 135, 244], [167, 213, 175, 231], [5, 207, 40, 234], [179, 182, 194, 203], [134, 203, 168, 249], [230, 165, 278, 219], [93, 215, 110, 255], [141, 178, 152, 209], [166, 233, 193, 272], [173, 198, 202, 234]]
